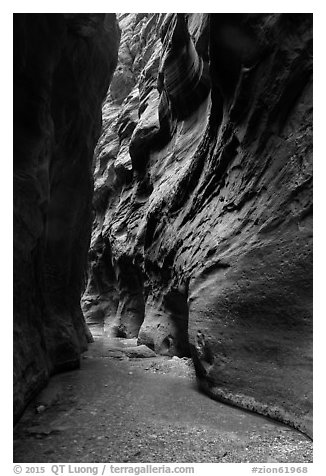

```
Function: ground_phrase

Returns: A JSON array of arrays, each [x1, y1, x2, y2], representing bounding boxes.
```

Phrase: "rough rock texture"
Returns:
[[13, 13, 120, 422], [82, 13, 313, 436]]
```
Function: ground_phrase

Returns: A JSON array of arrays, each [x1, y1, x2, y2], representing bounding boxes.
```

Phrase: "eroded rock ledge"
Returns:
[[13, 13, 120, 422], [83, 13, 312, 437]]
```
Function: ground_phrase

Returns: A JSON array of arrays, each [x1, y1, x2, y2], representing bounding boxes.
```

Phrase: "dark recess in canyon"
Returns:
[[14, 13, 312, 439]]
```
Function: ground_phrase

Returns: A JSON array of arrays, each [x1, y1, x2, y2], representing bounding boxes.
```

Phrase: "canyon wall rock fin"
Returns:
[[13, 13, 120, 423], [83, 13, 312, 436]]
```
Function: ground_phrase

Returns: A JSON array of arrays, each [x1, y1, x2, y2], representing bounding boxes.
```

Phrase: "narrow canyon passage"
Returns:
[[13, 13, 313, 465], [14, 329, 312, 463]]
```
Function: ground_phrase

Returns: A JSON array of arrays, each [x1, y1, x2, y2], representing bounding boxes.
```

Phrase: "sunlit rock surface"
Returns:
[[82, 13, 312, 436], [13, 13, 120, 422]]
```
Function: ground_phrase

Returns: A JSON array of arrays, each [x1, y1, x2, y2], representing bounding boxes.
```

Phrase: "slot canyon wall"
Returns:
[[82, 13, 313, 436], [13, 13, 120, 422]]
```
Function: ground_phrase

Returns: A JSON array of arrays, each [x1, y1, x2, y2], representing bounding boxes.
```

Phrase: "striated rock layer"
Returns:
[[82, 13, 313, 436], [13, 13, 120, 422]]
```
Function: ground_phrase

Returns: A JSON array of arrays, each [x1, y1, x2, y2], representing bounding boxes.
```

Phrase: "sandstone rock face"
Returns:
[[13, 13, 120, 422], [82, 13, 312, 436]]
